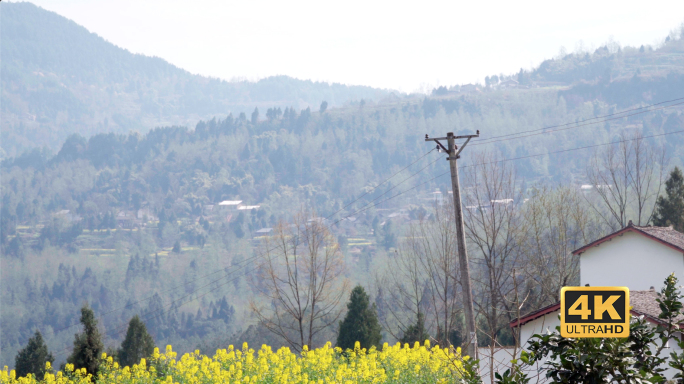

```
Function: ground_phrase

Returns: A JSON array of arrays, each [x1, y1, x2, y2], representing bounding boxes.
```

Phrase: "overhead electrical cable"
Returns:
[[333, 129, 684, 224], [331, 156, 442, 223], [54, 96, 684, 334], [49, 98, 684, 353], [469, 96, 684, 145], [469, 101, 684, 147], [325, 148, 436, 219], [50, 148, 440, 335], [468, 100, 684, 148], [55, 130, 683, 357]]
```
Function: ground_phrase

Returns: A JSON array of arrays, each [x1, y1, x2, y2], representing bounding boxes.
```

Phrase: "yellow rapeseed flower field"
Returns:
[[1, 341, 470, 384]]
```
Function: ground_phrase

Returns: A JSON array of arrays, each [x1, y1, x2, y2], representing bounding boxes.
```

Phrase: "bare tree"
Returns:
[[403, 203, 463, 347], [522, 185, 601, 307], [250, 211, 349, 352], [462, 151, 527, 381], [586, 130, 666, 230], [376, 233, 430, 343], [376, 204, 464, 347]]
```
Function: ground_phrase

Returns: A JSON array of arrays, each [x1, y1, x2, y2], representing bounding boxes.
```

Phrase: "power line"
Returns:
[[331, 156, 443, 224], [51, 265, 232, 334], [469, 101, 684, 147], [325, 148, 436, 219], [48, 97, 684, 353], [50, 148, 440, 336], [51, 95, 684, 335], [53, 262, 247, 358], [469, 96, 684, 145], [463, 129, 684, 169], [53, 130, 684, 357], [334, 129, 684, 222], [54, 150, 444, 355]]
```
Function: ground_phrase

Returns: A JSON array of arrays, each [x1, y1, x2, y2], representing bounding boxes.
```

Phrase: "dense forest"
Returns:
[[1, 2, 684, 371]]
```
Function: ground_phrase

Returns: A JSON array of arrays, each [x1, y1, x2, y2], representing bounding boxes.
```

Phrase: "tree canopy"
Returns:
[[336, 285, 382, 351], [14, 331, 54, 380], [654, 166, 684, 231], [118, 316, 155, 368], [66, 304, 104, 376]]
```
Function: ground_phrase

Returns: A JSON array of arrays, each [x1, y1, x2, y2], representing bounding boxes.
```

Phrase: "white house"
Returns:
[[576, 222, 684, 290], [510, 222, 684, 380]]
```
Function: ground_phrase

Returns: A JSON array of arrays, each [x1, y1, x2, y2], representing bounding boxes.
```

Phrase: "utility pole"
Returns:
[[425, 131, 479, 359]]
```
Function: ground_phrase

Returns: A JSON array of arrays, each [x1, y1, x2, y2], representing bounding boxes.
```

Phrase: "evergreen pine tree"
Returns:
[[15, 331, 54, 379], [251, 107, 259, 125], [66, 304, 104, 376], [400, 312, 430, 345], [336, 285, 382, 351], [653, 166, 684, 232], [118, 315, 155, 367]]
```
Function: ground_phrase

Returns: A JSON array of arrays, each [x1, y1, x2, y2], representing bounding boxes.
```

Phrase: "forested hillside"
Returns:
[[1, 4, 683, 371], [2, 79, 683, 366], [0, 2, 389, 158]]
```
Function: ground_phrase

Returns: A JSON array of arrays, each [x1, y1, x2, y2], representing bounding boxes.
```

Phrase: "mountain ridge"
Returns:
[[0, 2, 392, 158]]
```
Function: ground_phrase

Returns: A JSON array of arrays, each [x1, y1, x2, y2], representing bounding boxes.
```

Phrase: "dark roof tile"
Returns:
[[635, 225, 684, 252], [511, 289, 684, 328], [573, 224, 684, 255]]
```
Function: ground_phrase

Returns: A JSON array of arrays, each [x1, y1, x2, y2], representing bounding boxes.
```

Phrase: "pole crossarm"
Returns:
[[424, 133, 479, 141], [429, 139, 449, 153], [426, 132, 479, 160], [453, 136, 473, 158]]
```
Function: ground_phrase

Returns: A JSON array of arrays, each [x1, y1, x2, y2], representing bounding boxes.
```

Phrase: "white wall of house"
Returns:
[[477, 347, 517, 384], [510, 311, 561, 383], [654, 332, 684, 379], [580, 231, 684, 290], [519, 311, 560, 347]]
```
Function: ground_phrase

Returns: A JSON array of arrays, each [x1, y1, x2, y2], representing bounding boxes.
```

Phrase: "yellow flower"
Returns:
[[3, 340, 474, 384]]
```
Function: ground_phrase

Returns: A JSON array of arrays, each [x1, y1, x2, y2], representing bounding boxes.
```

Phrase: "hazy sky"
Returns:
[[24, 0, 684, 92]]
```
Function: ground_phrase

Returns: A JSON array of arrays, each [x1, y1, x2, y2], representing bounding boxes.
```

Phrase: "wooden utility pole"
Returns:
[[425, 131, 479, 359]]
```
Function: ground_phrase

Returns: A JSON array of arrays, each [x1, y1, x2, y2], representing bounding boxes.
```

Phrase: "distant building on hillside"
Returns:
[[255, 227, 272, 234], [238, 205, 260, 211], [499, 79, 519, 89], [55, 210, 82, 223], [460, 84, 480, 93], [116, 211, 138, 229], [137, 208, 157, 222], [218, 200, 242, 209]]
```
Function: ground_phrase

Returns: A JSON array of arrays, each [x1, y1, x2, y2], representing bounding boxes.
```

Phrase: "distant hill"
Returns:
[[0, 2, 391, 158], [521, 32, 684, 108]]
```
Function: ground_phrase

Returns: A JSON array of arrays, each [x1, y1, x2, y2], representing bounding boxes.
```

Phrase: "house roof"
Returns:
[[572, 222, 684, 255], [509, 289, 684, 329], [219, 200, 242, 206], [509, 302, 561, 328], [630, 289, 684, 324], [238, 205, 260, 210]]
